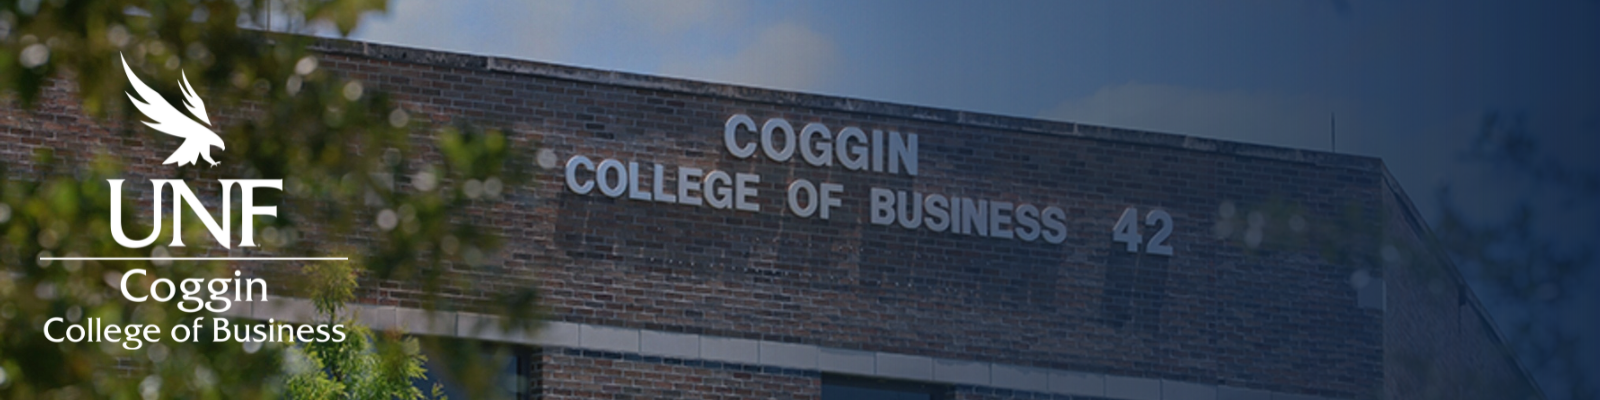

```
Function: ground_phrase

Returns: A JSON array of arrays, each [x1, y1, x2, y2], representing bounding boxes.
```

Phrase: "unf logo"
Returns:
[[121, 54, 225, 167], [108, 179, 280, 249], [110, 54, 282, 249]]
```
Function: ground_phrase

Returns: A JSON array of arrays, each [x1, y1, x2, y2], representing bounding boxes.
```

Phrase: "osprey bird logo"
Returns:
[[121, 54, 224, 167]]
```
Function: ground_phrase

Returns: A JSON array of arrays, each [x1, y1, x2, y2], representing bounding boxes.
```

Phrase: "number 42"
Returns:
[[1112, 207, 1174, 256]]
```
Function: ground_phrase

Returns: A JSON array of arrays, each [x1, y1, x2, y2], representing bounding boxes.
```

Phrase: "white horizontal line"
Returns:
[[39, 257, 348, 261]]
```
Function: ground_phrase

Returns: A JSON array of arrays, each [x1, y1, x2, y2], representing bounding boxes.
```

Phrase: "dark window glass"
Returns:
[[822, 375, 943, 400], [417, 343, 530, 400]]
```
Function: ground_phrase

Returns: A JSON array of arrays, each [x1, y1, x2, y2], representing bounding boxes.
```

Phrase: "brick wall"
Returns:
[[0, 37, 1541, 399], [308, 42, 1387, 398]]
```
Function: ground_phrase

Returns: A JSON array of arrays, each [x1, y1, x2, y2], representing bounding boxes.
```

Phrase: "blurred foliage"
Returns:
[[286, 261, 444, 400], [0, 0, 538, 399], [1435, 113, 1598, 400], [1205, 114, 1585, 399]]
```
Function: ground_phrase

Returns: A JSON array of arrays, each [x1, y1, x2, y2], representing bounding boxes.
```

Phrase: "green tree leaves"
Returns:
[[0, 1, 536, 399]]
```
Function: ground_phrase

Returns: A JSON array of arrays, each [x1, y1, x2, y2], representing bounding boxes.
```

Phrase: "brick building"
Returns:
[[2, 37, 1542, 400]]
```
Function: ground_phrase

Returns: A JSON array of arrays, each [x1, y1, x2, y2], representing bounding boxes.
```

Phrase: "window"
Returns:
[[417, 342, 532, 400], [822, 374, 946, 400]]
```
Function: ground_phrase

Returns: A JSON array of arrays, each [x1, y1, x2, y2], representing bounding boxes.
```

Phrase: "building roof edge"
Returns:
[[1377, 167, 1549, 400], [307, 36, 1383, 172]]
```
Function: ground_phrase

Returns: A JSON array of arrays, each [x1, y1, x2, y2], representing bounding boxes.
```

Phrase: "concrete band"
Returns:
[[228, 297, 1338, 400]]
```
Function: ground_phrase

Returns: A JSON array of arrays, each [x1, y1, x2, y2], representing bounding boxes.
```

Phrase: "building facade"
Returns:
[[1, 37, 1542, 400]]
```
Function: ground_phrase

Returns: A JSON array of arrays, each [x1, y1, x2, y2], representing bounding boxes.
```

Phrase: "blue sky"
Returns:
[[346, 1, 1598, 397]]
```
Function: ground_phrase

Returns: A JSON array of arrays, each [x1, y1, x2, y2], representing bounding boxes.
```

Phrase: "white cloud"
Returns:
[[660, 22, 838, 91], [1039, 83, 1343, 151], [615, 0, 728, 34]]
